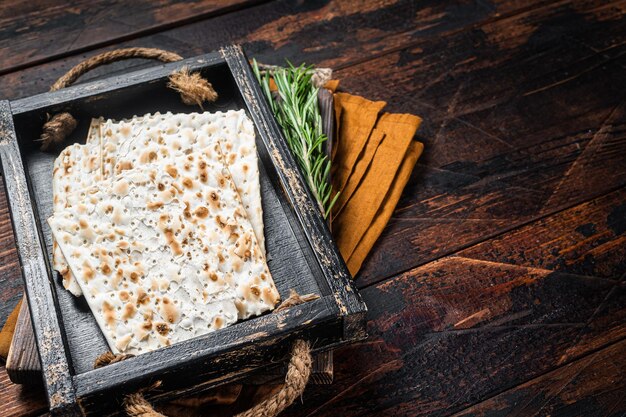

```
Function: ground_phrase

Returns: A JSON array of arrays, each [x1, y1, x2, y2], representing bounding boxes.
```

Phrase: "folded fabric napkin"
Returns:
[[329, 84, 423, 275], [347, 140, 423, 273], [330, 93, 386, 195]]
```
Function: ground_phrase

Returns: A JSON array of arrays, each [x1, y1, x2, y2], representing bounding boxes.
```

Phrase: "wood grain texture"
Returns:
[[6, 297, 40, 385], [0, 0, 263, 75], [0, 101, 77, 414], [0, 0, 624, 416], [0, 366, 47, 417], [0, 176, 22, 325], [278, 189, 626, 417], [452, 339, 626, 417], [0, 0, 551, 101], [458, 189, 626, 280]]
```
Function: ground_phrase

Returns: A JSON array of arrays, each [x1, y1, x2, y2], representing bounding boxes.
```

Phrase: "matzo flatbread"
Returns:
[[49, 147, 278, 354], [212, 111, 265, 254], [49, 171, 239, 354], [100, 110, 266, 253], [108, 142, 278, 318], [53, 110, 266, 297], [51, 119, 103, 296]]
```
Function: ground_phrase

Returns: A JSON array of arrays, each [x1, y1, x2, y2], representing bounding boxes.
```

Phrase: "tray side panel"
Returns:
[[10, 52, 224, 117], [0, 100, 78, 415], [73, 297, 340, 416], [221, 46, 368, 338]]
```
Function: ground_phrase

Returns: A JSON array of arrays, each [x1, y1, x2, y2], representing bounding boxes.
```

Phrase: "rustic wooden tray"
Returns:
[[0, 45, 367, 416]]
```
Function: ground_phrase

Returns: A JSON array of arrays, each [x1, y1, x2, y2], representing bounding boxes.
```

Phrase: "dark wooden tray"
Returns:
[[0, 45, 367, 416]]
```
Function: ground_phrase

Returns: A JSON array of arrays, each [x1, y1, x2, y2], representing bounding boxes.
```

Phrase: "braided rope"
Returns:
[[39, 47, 217, 151], [93, 290, 316, 417], [234, 340, 311, 417], [123, 383, 167, 417], [50, 48, 182, 92]]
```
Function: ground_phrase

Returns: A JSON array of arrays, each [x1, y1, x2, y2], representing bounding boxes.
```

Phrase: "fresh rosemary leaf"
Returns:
[[253, 59, 337, 218]]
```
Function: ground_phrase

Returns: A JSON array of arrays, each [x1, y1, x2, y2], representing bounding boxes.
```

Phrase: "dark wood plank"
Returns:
[[459, 189, 626, 280], [452, 339, 626, 417], [0, 366, 47, 417], [6, 296, 40, 385], [0, 0, 550, 101], [278, 188, 626, 416], [0, 0, 263, 75]]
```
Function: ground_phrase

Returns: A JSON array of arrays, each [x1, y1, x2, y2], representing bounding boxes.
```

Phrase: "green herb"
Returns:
[[253, 59, 338, 218]]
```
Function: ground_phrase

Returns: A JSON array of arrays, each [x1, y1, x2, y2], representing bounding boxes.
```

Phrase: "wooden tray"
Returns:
[[0, 45, 367, 416]]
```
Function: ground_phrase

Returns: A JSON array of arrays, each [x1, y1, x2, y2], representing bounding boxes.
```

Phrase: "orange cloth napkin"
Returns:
[[331, 93, 386, 194], [333, 128, 386, 215], [0, 298, 22, 362], [329, 90, 423, 276], [346, 141, 423, 273]]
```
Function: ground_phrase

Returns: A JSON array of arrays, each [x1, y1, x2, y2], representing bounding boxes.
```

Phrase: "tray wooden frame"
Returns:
[[0, 45, 366, 416]]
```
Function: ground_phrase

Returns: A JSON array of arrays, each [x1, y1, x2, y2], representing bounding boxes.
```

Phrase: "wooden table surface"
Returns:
[[1, 1, 625, 416]]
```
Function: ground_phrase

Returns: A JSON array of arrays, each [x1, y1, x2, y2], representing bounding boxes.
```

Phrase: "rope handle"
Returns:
[[96, 340, 312, 417], [39, 47, 218, 151], [94, 291, 318, 417]]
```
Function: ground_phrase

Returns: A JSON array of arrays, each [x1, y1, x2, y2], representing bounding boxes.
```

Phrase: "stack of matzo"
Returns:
[[49, 110, 279, 355]]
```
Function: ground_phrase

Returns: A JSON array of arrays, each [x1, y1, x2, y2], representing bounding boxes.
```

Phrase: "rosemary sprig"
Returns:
[[253, 59, 338, 218]]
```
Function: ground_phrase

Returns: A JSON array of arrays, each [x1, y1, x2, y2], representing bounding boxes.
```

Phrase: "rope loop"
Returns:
[[39, 47, 218, 151], [94, 290, 317, 417]]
